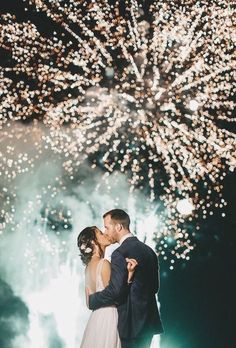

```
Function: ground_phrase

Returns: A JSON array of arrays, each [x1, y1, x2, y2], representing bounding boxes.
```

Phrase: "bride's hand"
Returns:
[[126, 258, 138, 283]]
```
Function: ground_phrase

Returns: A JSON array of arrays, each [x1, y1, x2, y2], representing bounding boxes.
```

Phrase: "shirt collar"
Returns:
[[119, 232, 133, 245]]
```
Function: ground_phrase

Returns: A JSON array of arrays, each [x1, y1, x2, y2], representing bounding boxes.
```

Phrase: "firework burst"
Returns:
[[0, 0, 235, 261]]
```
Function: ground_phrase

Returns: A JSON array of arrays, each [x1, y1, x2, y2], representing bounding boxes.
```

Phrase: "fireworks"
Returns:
[[0, 0, 235, 261]]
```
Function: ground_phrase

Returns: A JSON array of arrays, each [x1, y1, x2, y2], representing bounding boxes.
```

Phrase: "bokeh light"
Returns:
[[0, 1, 235, 346], [176, 198, 194, 215], [0, 0, 235, 262]]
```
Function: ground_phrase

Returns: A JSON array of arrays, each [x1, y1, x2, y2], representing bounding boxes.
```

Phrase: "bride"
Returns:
[[77, 226, 137, 348]]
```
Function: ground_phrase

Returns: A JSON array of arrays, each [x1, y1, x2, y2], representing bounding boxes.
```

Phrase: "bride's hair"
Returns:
[[77, 226, 103, 265]]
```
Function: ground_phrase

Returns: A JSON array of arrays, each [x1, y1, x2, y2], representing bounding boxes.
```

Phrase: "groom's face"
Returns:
[[103, 215, 118, 243]]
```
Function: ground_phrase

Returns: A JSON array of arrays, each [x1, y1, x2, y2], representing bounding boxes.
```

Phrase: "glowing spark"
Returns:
[[0, 0, 235, 261], [176, 199, 194, 216]]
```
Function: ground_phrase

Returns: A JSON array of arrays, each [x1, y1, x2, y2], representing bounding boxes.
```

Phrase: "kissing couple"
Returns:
[[78, 209, 163, 348]]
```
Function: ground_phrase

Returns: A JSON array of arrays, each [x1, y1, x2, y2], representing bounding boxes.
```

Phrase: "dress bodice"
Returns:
[[81, 258, 121, 348]]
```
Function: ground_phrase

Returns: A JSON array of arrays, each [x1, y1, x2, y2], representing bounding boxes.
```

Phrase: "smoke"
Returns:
[[0, 278, 29, 348], [0, 122, 160, 347]]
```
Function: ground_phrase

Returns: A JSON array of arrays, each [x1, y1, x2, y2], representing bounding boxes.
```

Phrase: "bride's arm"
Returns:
[[85, 269, 94, 308], [85, 287, 89, 308], [126, 258, 138, 283], [101, 259, 111, 287]]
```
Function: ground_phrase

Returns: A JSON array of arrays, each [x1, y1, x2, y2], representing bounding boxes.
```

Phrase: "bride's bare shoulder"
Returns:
[[102, 258, 111, 268]]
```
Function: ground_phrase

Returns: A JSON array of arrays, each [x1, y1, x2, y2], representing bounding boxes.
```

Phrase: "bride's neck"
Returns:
[[91, 250, 104, 260], [92, 244, 105, 259], [91, 253, 101, 259]]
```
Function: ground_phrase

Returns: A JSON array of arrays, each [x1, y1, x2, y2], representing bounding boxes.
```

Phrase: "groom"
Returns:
[[89, 209, 164, 348]]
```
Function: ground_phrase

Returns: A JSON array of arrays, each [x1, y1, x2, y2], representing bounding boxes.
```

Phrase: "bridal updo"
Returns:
[[77, 226, 102, 265]]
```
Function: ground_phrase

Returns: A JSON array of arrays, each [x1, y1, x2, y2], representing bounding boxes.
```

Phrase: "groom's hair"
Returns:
[[103, 209, 130, 229]]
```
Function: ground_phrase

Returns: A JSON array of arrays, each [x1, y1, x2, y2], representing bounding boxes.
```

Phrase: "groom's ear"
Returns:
[[116, 223, 122, 232]]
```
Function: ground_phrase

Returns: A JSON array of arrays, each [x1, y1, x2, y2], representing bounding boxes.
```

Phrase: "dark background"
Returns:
[[0, 1, 235, 348], [159, 171, 236, 348]]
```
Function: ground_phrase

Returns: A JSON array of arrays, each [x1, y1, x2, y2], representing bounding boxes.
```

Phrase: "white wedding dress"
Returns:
[[80, 259, 121, 348]]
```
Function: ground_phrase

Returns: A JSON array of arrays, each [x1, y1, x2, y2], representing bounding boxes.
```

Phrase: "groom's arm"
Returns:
[[89, 250, 129, 310]]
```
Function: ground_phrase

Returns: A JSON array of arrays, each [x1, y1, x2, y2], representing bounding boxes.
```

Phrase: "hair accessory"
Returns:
[[85, 247, 92, 253]]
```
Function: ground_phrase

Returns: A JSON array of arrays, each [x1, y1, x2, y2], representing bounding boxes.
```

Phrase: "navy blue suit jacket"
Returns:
[[89, 236, 164, 339]]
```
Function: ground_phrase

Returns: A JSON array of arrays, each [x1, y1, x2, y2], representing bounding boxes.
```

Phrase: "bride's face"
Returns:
[[95, 228, 111, 248]]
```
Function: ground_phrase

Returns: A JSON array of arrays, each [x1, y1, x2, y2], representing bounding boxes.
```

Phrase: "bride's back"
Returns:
[[81, 259, 120, 348], [85, 258, 111, 294], [85, 259, 101, 293]]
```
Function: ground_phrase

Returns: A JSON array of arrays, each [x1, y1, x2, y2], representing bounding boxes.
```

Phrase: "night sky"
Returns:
[[0, 1, 235, 348], [159, 172, 236, 348]]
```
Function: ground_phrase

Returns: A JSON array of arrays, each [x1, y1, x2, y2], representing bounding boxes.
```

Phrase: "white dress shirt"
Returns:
[[119, 232, 133, 245]]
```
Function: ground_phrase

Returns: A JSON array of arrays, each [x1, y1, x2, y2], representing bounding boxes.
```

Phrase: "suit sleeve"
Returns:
[[89, 250, 129, 310]]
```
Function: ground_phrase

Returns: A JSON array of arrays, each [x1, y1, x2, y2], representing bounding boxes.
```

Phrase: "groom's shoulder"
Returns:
[[128, 237, 157, 256], [114, 236, 156, 255], [119, 236, 143, 252], [110, 246, 125, 262]]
